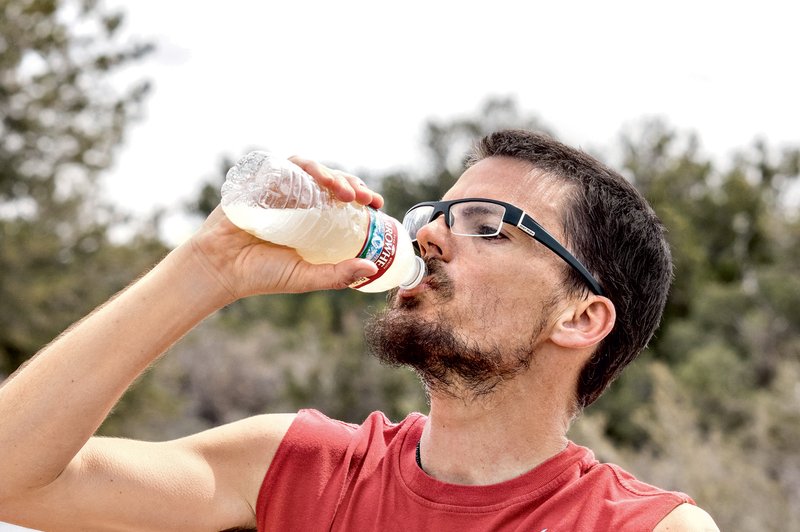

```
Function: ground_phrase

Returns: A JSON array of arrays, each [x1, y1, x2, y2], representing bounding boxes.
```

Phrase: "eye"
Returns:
[[478, 228, 508, 241], [474, 224, 498, 236]]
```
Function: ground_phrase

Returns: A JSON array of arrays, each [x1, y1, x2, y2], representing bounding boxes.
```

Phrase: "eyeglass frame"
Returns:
[[402, 197, 604, 296]]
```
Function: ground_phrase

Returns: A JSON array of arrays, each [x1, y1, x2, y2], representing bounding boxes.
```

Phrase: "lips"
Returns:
[[397, 276, 432, 299], [394, 258, 454, 308]]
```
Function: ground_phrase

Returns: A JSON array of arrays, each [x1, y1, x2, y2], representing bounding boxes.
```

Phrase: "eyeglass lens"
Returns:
[[402, 206, 434, 241], [403, 201, 507, 241]]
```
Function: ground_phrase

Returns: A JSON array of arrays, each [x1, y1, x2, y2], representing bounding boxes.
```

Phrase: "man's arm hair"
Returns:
[[0, 240, 287, 530], [0, 413, 295, 531]]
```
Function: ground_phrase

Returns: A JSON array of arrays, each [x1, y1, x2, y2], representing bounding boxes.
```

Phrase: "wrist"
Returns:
[[165, 241, 240, 310]]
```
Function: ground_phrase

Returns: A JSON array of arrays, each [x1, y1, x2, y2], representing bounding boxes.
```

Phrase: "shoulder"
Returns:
[[182, 412, 298, 455], [653, 503, 720, 531], [571, 448, 706, 530], [277, 409, 421, 453], [287, 409, 421, 439]]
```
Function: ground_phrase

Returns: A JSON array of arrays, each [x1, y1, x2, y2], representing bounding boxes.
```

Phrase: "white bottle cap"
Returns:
[[399, 256, 426, 290]]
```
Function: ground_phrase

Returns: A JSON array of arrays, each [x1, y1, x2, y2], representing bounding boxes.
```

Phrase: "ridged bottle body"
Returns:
[[220, 151, 424, 292]]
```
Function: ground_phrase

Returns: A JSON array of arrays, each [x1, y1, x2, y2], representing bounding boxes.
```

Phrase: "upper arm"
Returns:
[[1, 413, 295, 532], [654, 503, 720, 532]]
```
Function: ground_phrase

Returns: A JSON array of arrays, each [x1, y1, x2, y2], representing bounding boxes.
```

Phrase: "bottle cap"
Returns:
[[399, 256, 426, 290]]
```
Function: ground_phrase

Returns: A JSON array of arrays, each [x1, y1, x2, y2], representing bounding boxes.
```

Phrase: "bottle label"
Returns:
[[349, 209, 398, 289]]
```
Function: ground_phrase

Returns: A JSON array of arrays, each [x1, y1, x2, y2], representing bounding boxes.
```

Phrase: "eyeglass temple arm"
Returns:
[[517, 216, 604, 296]]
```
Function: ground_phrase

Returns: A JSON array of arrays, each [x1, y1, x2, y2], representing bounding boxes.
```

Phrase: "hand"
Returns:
[[186, 158, 382, 301], [289, 155, 384, 210]]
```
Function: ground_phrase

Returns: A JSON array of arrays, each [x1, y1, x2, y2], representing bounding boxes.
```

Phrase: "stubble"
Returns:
[[364, 258, 548, 399]]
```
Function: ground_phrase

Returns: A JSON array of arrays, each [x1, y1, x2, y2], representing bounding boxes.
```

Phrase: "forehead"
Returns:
[[444, 156, 568, 222]]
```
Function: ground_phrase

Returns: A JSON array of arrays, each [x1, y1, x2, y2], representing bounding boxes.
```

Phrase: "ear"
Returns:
[[549, 295, 616, 350]]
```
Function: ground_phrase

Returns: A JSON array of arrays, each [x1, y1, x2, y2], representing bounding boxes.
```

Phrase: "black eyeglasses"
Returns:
[[402, 198, 604, 295]]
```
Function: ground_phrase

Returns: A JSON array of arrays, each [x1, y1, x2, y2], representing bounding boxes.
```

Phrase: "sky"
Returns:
[[94, 0, 798, 241]]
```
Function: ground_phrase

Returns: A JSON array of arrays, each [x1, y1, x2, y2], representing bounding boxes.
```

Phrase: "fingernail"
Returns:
[[353, 268, 374, 279]]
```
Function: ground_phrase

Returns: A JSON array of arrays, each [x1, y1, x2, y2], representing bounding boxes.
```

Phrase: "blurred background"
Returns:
[[1, 1, 798, 530]]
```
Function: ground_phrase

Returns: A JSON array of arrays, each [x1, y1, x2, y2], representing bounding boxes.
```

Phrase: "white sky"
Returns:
[[100, 0, 799, 238]]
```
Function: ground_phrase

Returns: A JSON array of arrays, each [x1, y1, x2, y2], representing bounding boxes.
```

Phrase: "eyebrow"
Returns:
[[458, 205, 497, 217]]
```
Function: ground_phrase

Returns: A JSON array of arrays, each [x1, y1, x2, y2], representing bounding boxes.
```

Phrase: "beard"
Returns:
[[364, 258, 548, 399]]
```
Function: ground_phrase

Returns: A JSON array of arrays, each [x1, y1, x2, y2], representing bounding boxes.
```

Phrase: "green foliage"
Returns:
[[602, 119, 799, 430], [572, 362, 800, 531], [582, 118, 800, 529], [0, 0, 152, 208], [0, 0, 159, 374]]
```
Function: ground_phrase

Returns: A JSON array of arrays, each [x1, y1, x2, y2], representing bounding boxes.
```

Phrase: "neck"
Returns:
[[418, 372, 572, 486]]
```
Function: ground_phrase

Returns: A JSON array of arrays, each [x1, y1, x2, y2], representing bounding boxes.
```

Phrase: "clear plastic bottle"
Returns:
[[220, 151, 426, 293]]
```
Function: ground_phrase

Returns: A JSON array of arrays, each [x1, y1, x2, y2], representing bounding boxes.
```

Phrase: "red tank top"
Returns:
[[257, 410, 693, 531]]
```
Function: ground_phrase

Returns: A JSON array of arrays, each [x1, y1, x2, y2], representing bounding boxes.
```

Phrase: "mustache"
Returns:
[[421, 257, 451, 292], [386, 257, 454, 308]]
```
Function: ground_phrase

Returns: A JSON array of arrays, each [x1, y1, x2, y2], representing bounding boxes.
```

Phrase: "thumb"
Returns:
[[300, 258, 378, 291], [336, 258, 379, 289]]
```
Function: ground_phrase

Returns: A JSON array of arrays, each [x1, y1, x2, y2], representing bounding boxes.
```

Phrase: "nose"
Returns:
[[415, 214, 451, 260]]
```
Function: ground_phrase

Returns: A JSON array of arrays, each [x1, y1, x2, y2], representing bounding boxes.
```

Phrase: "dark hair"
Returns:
[[467, 129, 673, 408]]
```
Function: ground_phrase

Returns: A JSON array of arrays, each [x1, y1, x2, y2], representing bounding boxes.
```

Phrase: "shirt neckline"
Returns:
[[396, 414, 594, 511]]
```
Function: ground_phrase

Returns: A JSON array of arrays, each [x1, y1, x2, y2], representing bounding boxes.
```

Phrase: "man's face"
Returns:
[[366, 156, 573, 396]]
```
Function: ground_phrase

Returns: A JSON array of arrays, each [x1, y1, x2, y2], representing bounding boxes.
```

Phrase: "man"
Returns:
[[0, 130, 718, 530]]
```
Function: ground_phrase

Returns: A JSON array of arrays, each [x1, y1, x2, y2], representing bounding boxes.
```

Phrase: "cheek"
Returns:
[[445, 242, 558, 324], [461, 261, 557, 332], [456, 277, 528, 333]]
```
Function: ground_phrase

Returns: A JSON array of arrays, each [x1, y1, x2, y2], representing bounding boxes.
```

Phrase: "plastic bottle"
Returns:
[[220, 151, 426, 293]]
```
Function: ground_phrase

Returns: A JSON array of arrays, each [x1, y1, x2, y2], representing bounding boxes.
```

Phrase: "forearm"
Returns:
[[0, 241, 232, 497]]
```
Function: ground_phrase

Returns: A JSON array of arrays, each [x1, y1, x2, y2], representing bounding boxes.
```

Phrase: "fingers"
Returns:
[[343, 173, 385, 209], [333, 258, 379, 289], [288, 258, 379, 292], [289, 156, 384, 209]]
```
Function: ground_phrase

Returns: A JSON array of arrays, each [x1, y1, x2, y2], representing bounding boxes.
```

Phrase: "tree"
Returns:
[[596, 119, 800, 441], [0, 0, 158, 375], [579, 119, 800, 530]]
